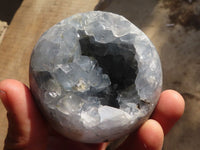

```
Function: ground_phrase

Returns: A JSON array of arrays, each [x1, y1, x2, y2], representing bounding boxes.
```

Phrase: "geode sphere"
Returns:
[[29, 11, 162, 143]]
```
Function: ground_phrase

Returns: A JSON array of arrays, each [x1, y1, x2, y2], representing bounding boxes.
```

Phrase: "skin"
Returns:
[[0, 79, 185, 150]]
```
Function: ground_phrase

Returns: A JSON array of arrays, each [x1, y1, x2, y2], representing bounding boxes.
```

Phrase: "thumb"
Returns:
[[0, 79, 48, 150]]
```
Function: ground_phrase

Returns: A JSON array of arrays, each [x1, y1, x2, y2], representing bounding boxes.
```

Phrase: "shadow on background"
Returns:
[[95, 0, 158, 28], [0, 0, 23, 24]]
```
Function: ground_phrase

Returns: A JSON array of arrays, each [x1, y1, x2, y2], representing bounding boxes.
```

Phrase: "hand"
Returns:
[[0, 79, 184, 150]]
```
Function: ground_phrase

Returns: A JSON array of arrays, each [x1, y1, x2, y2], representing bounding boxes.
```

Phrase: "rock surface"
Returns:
[[29, 11, 162, 143]]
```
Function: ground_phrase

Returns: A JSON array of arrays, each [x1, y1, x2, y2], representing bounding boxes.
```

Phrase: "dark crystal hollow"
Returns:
[[78, 31, 138, 108], [29, 11, 162, 143]]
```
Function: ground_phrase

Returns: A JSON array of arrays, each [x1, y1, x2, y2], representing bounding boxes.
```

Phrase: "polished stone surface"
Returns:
[[29, 11, 162, 143]]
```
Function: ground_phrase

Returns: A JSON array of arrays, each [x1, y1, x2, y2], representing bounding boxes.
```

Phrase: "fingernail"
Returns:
[[0, 89, 9, 111]]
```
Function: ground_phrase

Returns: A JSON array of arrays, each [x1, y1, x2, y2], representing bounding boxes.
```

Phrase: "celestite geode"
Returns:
[[29, 11, 162, 143]]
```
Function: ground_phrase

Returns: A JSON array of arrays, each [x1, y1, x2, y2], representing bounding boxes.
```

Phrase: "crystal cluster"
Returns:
[[29, 11, 162, 143]]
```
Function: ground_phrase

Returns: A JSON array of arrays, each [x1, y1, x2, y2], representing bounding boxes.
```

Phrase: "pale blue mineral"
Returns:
[[29, 11, 162, 143]]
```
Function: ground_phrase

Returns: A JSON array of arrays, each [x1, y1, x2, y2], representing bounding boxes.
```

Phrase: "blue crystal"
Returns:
[[29, 11, 162, 143]]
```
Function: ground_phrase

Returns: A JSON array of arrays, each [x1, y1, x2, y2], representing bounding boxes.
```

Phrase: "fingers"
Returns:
[[137, 119, 164, 150], [0, 80, 184, 150], [117, 119, 164, 150], [117, 90, 185, 150], [0, 79, 48, 150], [151, 90, 185, 134], [47, 135, 107, 150]]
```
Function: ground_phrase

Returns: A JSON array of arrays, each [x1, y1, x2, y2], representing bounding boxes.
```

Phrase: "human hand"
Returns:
[[0, 79, 184, 150]]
